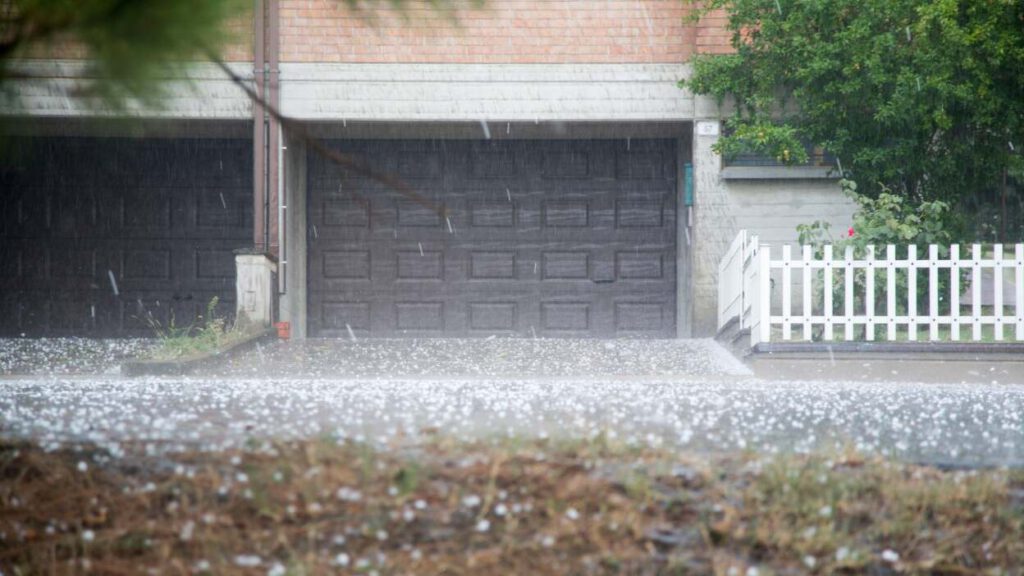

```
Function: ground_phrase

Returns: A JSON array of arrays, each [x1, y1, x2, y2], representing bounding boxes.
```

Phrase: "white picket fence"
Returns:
[[718, 231, 1024, 346]]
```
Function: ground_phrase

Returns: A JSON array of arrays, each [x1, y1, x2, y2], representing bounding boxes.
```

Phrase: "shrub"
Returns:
[[797, 183, 958, 336]]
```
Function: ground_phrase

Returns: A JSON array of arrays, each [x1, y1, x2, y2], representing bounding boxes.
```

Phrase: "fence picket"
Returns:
[[782, 245, 792, 340], [802, 245, 812, 341], [1016, 244, 1024, 341], [908, 245, 917, 341], [994, 244, 1004, 341], [758, 243, 771, 345], [844, 246, 854, 340], [950, 245, 960, 341], [886, 244, 896, 340], [972, 244, 982, 341], [929, 244, 939, 341], [824, 245, 834, 341], [865, 246, 875, 340]]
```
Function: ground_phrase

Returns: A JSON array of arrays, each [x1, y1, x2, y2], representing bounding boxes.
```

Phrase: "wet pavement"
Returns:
[[200, 338, 752, 379], [1, 338, 1023, 468]]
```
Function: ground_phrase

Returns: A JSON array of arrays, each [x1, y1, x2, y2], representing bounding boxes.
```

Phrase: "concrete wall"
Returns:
[[280, 62, 692, 121], [690, 116, 857, 336], [1, 61, 253, 119]]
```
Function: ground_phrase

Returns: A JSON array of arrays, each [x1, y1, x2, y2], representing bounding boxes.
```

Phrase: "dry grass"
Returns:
[[1, 436, 1022, 575]]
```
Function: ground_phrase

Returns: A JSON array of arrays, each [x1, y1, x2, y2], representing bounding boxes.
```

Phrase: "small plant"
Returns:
[[797, 183, 960, 338], [146, 297, 245, 360]]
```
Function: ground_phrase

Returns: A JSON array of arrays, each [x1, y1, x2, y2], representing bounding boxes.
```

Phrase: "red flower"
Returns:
[[848, 227, 855, 237]]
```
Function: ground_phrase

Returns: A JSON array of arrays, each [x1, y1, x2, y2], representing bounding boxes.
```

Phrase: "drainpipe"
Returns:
[[267, 0, 281, 259], [252, 0, 266, 253]]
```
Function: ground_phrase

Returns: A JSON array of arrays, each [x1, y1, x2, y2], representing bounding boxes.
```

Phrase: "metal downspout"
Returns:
[[252, 0, 266, 253], [267, 0, 281, 259]]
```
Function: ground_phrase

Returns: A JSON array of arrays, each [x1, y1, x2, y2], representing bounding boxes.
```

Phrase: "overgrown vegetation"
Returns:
[[145, 297, 256, 361], [682, 0, 1024, 240], [1, 436, 1022, 574], [797, 181, 960, 327]]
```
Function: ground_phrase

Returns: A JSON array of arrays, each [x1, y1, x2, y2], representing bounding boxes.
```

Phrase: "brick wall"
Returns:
[[695, 8, 732, 54], [17, 15, 252, 62], [12, 2, 730, 65], [280, 0, 695, 63]]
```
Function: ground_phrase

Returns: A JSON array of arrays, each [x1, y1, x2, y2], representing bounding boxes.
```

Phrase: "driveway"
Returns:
[[1, 338, 1023, 468]]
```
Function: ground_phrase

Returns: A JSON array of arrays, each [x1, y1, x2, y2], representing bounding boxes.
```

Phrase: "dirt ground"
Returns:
[[2, 436, 1022, 575]]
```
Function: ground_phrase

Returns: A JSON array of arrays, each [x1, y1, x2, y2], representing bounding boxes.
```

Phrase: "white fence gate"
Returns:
[[718, 231, 1024, 346]]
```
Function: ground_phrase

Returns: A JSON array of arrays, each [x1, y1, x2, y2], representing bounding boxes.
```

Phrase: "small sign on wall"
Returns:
[[696, 121, 720, 137]]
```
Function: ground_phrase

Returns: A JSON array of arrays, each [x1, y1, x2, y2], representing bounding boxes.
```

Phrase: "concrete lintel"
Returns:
[[280, 62, 694, 122], [303, 120, 693, 140], [2, 60, 253, 120]]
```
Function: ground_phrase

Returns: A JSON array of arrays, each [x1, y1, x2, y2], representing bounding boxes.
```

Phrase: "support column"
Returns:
[[676, 134, 694, 338], [279, 133, 308, 338], [691, 116, 739, 336]]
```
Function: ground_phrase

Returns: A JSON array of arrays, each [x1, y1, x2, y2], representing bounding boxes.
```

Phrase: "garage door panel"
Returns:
[[309, 138, 677, 338], [0, 137, 252, 337]]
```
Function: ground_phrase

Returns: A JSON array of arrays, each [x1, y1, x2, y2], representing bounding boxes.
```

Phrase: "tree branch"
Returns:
[[207, 52, 446, 219]]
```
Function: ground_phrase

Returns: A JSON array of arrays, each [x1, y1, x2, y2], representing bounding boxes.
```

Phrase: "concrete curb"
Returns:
[[121, 329, 277, 376], [752, 341, 1024, 362]]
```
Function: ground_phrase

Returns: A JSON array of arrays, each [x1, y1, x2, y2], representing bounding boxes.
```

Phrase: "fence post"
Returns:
[[738, 230, 747, 330], [929, 244, 939, 341], [1016, 244, 1024, 341], [802, 245, 812, 341], [886, 245, 896, 340], [972, 244, 982, 341], [823, 245, 834, 341], [908, 245, 918, 341], [758, 244, 772, 345], [843, 246, 854, 341], [950, 245, 960, 341], [994, 244, 1004, 341], [865, 246, 875, 341], [782, 245, 792, 340]]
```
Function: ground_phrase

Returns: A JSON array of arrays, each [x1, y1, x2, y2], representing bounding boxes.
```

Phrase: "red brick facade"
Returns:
[[16, 1, 731, 64], [694, 7, 732, 55], [279, 0, 730, 64]]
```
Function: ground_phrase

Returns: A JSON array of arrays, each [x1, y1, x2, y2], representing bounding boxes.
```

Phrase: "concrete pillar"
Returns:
[[279, 134, 308, 337], [691, 117, 739, 336], [235, 252, 277, 328], [676, 134, 694, 338]]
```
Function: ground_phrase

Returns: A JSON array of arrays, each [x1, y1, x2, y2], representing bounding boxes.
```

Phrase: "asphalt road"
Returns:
[[1, 338, 1023, 468]]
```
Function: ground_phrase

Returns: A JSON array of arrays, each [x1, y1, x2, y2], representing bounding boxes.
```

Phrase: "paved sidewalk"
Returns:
[[199, 337, 753, 379]]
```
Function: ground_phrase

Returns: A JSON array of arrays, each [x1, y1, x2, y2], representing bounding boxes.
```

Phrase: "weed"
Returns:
[[145, 297, 253, 361]]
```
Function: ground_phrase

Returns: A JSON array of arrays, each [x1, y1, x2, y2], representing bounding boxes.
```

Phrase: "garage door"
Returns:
[[308, 139, 677, 338], [0, 137, 252, 337]]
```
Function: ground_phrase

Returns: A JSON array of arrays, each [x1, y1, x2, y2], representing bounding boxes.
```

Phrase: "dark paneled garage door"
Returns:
[[0, 137, 252, 337], [308, 139, 677, 338]]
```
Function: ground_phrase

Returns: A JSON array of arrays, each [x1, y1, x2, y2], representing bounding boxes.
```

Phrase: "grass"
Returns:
[[1, 436, 1022, 575], [145, 297, 260, 361]]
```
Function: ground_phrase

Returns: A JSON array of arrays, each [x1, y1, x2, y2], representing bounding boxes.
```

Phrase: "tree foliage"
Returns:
[[682, 0, 1024, 210], [1, 0, 251, 104]]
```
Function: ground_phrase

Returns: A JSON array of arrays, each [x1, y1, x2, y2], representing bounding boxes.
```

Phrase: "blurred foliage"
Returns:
[[0, 0, 471, 108], [1, 0, 251, 107], [682, 0, 1024, 239]]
